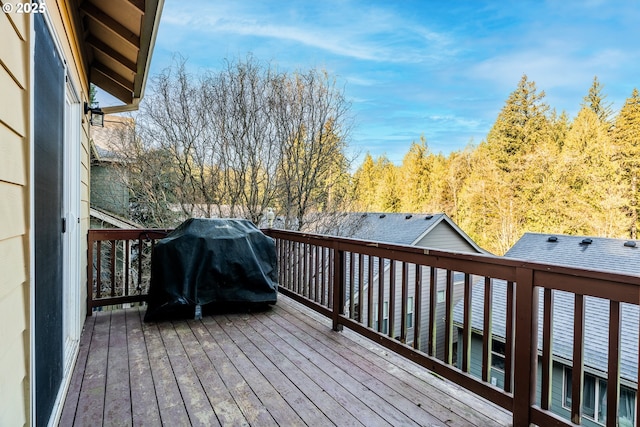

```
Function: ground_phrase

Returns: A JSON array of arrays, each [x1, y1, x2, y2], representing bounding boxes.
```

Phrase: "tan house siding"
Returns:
[[0, 8, 30, 427]]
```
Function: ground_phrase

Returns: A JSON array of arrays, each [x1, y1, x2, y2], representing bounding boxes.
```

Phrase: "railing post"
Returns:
[[332, 246, 344, 331], [86, 231, 94, 316], [513, 267, 538, 427]]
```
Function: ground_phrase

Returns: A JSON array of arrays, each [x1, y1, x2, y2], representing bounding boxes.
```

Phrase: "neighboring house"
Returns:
[[90, 115, 135, 218], [322, 212, 487, 358], [0, 2, 162, 426], [453, 233, 639, 427], [90, 207, 142, 230]]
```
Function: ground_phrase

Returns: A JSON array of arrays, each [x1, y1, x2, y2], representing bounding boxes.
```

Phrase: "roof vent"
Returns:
[[379, 214, 386, 218], [405, 214, 412, 219], [425, 215, 433, 220], [624, 241, 637, 248], [361, 213, 367, 218], [580, 238, 593, 245], [547, 236, 558, 242]]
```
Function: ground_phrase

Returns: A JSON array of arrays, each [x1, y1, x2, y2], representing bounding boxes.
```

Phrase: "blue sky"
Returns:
[[107, 0, 640, 164]]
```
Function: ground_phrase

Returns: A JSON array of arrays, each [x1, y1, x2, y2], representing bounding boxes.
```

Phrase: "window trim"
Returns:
[[562, 366, 637, 426], [406, 296, 414, 329]]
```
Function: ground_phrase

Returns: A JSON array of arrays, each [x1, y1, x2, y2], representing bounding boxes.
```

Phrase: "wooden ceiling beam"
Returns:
[[91, 68, 133, 104], [86, 35, 137, 74], [81, 2, 140, 50], [127, 0, 145, 14], [93, 62, 135, 93]]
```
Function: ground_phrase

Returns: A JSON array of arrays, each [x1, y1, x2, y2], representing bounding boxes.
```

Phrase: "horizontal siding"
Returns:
[[0, 9, 30, 427], [0, 11, 27, 87], [0, 124, 27, 185], [0, 183, 27, 241], [0, 235, 27, 301], [0, 282, 29, 427], [416, 222, 477, 253], [0, 66, 26, 136], [0, 280, 28, 363], [2, 5, 28, 41]]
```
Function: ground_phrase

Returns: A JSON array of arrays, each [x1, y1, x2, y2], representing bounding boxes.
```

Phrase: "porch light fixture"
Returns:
[[84, 102, 104, 127]]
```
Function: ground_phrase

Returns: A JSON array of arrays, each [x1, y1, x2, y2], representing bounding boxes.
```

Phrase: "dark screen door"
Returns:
[[34, 13, 65, 427]]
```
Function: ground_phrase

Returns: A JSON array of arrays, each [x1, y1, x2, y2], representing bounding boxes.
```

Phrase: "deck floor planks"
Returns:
[[141, 318, 191, 425], [241, 314, 365, 426], [200, 315, 306, 426], [266, 306, 447, 426], [258, 308, 425, 427], [103, 307, 133, 426], [73, 311, 111, 426], [218, 313, 336, 426], [156, 321, 220, 427], [61, 296, 513, 427], [188, 318, 278, 426], [251, 310, 396, 426], [124, 308, 162, 427], [173, 320, 249, 426], [59, 314, 96, 426], [278, 297, 512, 427]]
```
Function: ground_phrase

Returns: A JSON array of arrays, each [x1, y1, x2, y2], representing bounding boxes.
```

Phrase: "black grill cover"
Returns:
[[144, 218, 278, 321]]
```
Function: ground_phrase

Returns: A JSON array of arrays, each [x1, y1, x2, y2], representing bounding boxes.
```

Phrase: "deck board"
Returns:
[[274, 297, 503, 426], [125, 309, 162, 427], [213, 314, 333, 426], [104, 307, 133, 426], [60, 295, 512, 427]]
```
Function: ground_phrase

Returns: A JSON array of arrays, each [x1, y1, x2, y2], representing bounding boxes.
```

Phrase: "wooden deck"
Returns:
[[60, 295, 512, 426]]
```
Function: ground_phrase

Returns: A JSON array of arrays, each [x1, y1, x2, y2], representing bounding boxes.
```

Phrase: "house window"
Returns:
[[437, 289, 445, 303], [491, 339, 505, 372], [373, 303, 378, 331], [382, 301, 389, 334], [563, 367, 636, 425], [373, 302, 389, 334], [406, 297, 414, 328]]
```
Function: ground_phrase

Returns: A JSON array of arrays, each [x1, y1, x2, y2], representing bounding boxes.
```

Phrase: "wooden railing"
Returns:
[[86, 227, 640, 427], [87, 228, 171, 313], [262, 229, 640, 427]]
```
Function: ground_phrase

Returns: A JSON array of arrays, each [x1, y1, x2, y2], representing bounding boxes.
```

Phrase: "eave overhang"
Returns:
[[73, 0, 164, 113]]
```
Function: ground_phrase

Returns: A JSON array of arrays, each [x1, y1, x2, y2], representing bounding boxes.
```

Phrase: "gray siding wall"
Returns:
[[354, 261, 464, 361], [91, 164, 129, 217], [461, 334, 626, 427], [414, 222, 477, 253]]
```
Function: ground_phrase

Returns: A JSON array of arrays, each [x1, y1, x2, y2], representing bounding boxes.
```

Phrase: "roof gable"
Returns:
[[325, 212, 484, 252]]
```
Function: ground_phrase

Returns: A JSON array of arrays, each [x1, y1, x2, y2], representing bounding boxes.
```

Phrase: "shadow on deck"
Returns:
[[60, 295, 512, 426]]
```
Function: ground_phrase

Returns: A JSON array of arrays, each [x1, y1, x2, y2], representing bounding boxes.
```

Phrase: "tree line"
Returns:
[[353, 76, 640, 254], [108, 56, 639, 255]]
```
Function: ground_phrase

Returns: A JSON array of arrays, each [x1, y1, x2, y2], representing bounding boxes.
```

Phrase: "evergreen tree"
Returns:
[[612, 88, 640, 238], [554, 107, 625, 236], [582, 76, 614, 125], [486, 74, 550, 173], [352, 153, 379, 210], [399, 136, 431, 212], [375, 155, 400, 212]]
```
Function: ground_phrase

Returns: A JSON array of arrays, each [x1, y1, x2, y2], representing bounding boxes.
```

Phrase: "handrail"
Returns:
[[87, 228, 171, 314], [262, 228, 640, 427]]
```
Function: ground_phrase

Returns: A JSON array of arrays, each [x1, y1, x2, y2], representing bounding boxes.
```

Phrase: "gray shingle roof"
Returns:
[[504, 232, 640, 275], [454, 280, 638, 383], [327, 212, 447, 245], [90, 115, 134, 162], [453, 233, 639, 383]]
